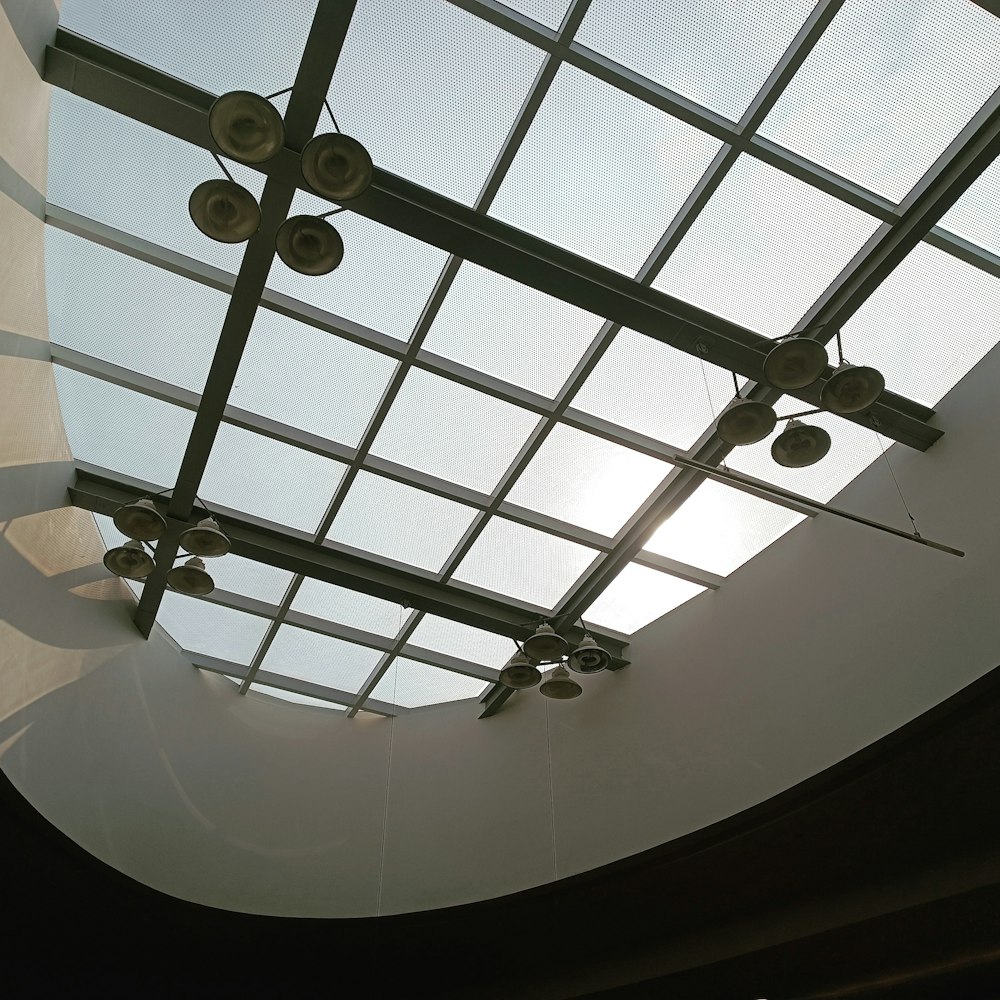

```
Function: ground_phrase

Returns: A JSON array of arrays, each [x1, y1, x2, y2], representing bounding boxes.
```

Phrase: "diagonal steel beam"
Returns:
[[43, 31, 941, 453], [129, 1, 358, 638]]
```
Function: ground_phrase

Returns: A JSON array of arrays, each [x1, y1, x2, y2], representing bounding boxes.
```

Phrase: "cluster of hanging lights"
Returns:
[[188, 89, 373, 273], [102, 498, 231, 597], [716, 330, 885, 468], [498, 623, 614, 699]]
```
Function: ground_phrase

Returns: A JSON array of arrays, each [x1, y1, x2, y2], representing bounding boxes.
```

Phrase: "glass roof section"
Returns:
[[48, 0, 1000, 715]]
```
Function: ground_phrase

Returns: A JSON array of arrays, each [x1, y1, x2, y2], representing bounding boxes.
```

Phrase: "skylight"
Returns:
[[50, 0, 1000, 716]]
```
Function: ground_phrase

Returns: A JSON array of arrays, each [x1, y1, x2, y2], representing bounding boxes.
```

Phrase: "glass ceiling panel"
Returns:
[[506, 423, 670, 537], [48, 90, 263, 275], [421, 261, 606, 399], [370, 368, 540, 494], [54, 368, 193, 487], [249, 684, 347, 711], [839, 242, 1000, 409], [576, 0, 818, 122], [265, 190, 449, 341], [571, 328, 733, 449], [258, 625, 383, 692], [328, 0, 545, 205], [491, 61, 723, 275], [759, 0, 1000, 203], [59, 0, 316, 98], [498, 0, 572, 29], [726, 410, 887, 505], [46, 229, 228, 396], [584, 562, 705, 635], [202, 424, 346, 534], [653, 155, 881, 337], [454, 517, 599, 609], [291, 578, 406, 638], [232, 308, 396, 448], [938, 154, 1000, 259], [157, 592, 269, 665], [327, 472, 478, 573], [370, 657, 488, 709], [406, 615, 512, 670], [644, 479, 806, 577]]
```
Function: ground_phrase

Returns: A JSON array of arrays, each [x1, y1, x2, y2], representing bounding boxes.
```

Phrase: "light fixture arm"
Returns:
[[210, 151, 236, 185], [323, 98, 341, 133]]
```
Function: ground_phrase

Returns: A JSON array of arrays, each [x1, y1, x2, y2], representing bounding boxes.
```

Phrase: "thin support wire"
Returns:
[[544, 697, 558, 881], [211, 151, 235, 184], [835, 328, 846, 365], [324, 99, 341, 133], [376, 603, 404, 916], [265, 86, 292, 100], [871, 418, 921, 538], [319, 206, 347, 219]]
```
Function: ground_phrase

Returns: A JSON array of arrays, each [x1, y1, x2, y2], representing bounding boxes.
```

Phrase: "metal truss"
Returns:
[[41, 1, 1000, 716]]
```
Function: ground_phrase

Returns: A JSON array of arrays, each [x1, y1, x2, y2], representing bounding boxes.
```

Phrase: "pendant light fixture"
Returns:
[[103, 540, 155, 580], [302, 131, 374, 201], [112, 497, 166, 541], [208, 91, 285, 164], [763, 336, 828, 390], [166, 556, 215, 596], [771, 418, 831, 468], [821, 363, 885, 414], [540, 664, 583, 700], [716, 397, 777, 446], [189, 175, 261, 243], [499, 651, 541, 689], [523, 623, 570, 663], [567, 633, 612, 674], [179, 516, 231, 558], [275, 213, 345, 275]]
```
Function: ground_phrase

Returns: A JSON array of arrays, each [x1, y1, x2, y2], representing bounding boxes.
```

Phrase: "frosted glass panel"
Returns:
[[507, 424, 669, 536], [454, 517, 599, 608], [760, 0, 1000, 201], [645, 479, 805, 576], [48, 91, 263, 275], [46, 229, 227, 395], [584, 563, 705, 634], [202, 424, 346, 533], [654, 155, 880, 337], [572, 328, 732, 449], [232, 309, 396, 448], [259, 625, 383, 692], [423, 261, 605, 399], [492, 62, 722, 275], [498, 0, 571, 28], [158, 592, 269, 664], [577, 0, 818, 121], [328, 0, 544, 204], [292, 578, 406, 638], [407, 615, 512, 669], [371, 368, 539, 494], [370, 657, 488, 708], [938, 154, 1000, 258], [250, 684, 347, 710], [328, 472, 477, 572], [60, 0, 316, 98], [54, 368, 193, 487]]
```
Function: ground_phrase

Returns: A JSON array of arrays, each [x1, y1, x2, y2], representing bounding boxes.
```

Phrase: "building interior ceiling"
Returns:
[[41, 0, 1000, 716]]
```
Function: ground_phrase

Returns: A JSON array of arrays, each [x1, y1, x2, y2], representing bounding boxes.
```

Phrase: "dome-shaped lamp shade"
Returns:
[[716, 398, 777, 446], [762, 337, 828, 390], [208, 91, 284, 164], [166, 556, 215, 596], [275, 215, 344, 275], [301, 133, 373, 201], [103, 541, 155, 580], [539, 664, 583, 700], [771, 419, 832, 468], [179, 517, 230, 558], [820, 363, 885, 414], [522, 623, 569, 663], [567, 634, 612, 674], [499, 652, 541, 690], [189, 179, 261, 243], [113, 498, 166, 541]]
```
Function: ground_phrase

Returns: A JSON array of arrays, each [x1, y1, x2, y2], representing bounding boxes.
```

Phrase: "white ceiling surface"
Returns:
[[47, 0, 1000, 713]]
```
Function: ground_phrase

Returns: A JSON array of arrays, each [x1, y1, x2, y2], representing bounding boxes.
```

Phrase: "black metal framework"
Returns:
[[41, 0, 1000, 716]]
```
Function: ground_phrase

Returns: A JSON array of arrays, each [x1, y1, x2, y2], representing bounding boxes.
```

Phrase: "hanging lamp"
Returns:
[[771, 418, 831, 468], [821, 363, 885, 414], [103, 540, 155, 580], [166, 557, 215, 596], [189, 177, 260, 243], [499, 651, 541, 689], [112, 498, 166, 541], [567, 633, 611, 674], [301, 131, 373, 201], [539, 664, 583, 700], [523, 623, 569, 663], [208, 91, 285, 164], [763, 337, 828, 390], [275, 214, 345, 274], [716, 398, 777, 446], [179, 516, 230, 558]]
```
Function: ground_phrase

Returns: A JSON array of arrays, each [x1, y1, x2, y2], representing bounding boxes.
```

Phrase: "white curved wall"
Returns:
[[2, 0, 998, 918]]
